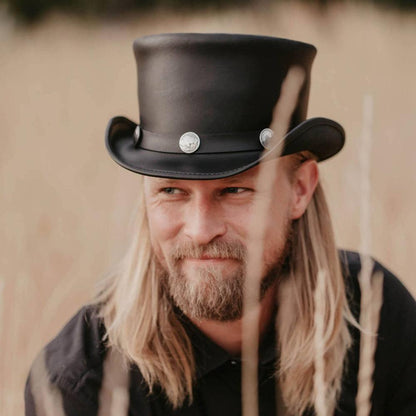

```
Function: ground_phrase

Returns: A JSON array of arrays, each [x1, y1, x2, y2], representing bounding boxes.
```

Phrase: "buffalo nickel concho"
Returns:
[[179, 132, 200, 154], [259, 128, 274, 149]]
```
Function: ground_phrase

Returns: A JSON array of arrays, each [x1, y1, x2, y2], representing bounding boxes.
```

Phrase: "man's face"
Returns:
[[143, 157, 300, 322]]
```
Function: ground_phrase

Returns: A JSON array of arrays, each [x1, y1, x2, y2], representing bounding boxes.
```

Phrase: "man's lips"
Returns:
[[199, 254, 230, 260], [181, 256, 239, 264]]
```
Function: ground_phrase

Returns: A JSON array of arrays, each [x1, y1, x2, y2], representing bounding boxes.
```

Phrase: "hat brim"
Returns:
[[105, 116, 345, 180]]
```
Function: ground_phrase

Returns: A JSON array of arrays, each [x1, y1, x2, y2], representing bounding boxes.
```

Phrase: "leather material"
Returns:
[[139, 128, 264, 153], [106, 33, 345, 179]]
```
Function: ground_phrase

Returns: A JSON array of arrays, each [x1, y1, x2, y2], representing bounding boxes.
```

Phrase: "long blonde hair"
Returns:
[[95, 161, 354, 413], [276, 182, 354, 414]]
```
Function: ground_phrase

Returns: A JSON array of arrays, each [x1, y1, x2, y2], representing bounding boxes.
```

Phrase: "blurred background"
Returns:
[[1, 0, 415, 414]]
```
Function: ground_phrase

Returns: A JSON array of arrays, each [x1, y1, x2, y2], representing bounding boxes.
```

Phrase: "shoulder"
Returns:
[[338, 250, 416, 413], [338, 249, 416, 321], [26, 305, 107, 415], [44, 304, 106, 386]]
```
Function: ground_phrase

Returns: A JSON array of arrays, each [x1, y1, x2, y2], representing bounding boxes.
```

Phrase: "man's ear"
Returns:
[[290, 159, 319, 220]]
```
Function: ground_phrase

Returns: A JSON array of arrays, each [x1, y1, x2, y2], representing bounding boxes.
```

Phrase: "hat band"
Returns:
[[139, 127, 265, 154]]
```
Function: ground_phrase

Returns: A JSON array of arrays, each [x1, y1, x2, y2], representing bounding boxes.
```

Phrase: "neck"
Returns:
[[190, 284, 277, 355]]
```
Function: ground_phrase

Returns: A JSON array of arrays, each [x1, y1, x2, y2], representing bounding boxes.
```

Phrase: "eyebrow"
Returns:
[[150, 178, 178, 186], [221, 170, 257, 184], [221, 177, 249, 185]]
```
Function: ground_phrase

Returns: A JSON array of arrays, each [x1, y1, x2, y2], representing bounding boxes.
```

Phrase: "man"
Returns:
[[25, 33, 416, 415]]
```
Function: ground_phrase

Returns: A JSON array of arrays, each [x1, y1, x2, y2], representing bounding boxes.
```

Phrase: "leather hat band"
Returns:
[[138, 127, 265, 154]]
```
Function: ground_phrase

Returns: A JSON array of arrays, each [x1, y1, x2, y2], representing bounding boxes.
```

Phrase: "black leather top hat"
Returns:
[[106, 33, 344, 179]]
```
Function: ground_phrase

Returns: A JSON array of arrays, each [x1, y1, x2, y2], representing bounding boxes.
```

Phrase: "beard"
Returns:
[[158, 222, 293, 322]]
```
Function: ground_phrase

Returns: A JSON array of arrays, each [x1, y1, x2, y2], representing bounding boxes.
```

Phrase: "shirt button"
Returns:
[[230, 360, 238, 365]]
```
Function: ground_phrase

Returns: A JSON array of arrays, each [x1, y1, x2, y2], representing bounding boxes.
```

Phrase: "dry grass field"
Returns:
[[1, 1, 415, 414]]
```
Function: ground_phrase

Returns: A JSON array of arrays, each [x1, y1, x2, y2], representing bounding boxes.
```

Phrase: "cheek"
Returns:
[[145, 205, 183, 260], [224, 207, 251, 239], [262, 199, 292, 257]]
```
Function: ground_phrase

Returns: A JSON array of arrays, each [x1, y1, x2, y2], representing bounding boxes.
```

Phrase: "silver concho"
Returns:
[[259, 128, 274, 149], [179, 132, 200, 154], [133, 125, 142, 146]]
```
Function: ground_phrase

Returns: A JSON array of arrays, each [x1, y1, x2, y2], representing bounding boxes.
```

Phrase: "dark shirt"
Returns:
[[25, 251, 416, 415]]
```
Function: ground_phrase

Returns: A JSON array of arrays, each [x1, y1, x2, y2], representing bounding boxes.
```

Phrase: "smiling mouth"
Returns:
[[183, 257, 239, 264]]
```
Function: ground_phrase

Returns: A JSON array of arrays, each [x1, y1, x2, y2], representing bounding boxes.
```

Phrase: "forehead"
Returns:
[[143, 156, 294, 190]]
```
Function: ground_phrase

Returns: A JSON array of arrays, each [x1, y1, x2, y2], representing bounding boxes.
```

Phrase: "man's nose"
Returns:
[[183, 196, 227, 245]]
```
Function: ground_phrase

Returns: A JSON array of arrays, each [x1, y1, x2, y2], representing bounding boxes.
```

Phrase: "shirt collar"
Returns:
[[177, 310, 278, 379]]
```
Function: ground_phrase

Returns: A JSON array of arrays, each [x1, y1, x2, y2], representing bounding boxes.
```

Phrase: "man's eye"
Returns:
[[161, 187, 181, 194], [222, 187, 247, 194]]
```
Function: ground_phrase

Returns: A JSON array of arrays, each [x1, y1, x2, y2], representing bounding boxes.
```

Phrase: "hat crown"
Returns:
[[133, 33, 317, 135], [105, 33, 344, 180]]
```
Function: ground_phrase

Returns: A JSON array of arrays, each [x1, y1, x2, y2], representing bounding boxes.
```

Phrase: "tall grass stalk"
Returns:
[[356, 269, 383, 416], [97, 347, 129, 416], [0, 278, 4, 338], [241, 66, 305, 416], [30, 350, 66, 416], [5, 275, 25, 416], [0, 276, 4, 415], [359, 95, 373, 258], [355, 94, 384, 416], [312, 269, 329, 416]]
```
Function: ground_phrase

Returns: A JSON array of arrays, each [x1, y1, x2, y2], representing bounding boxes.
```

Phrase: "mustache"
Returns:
[[170, 240, 247, 262]]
